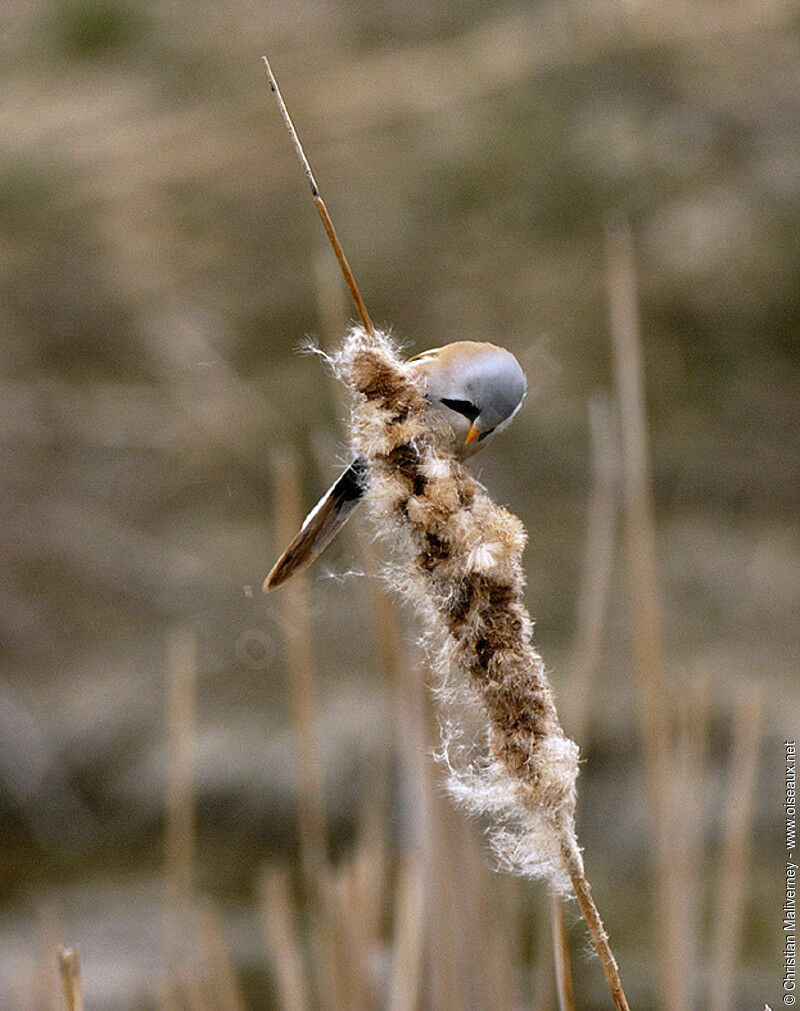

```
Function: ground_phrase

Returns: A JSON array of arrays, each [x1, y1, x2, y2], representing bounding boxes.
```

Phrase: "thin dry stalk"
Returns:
[[317, 863, 376, 1010], [335, 326, 630, 1010], [263, 58, 375, 339], [453, 811, 515, 1011], [563, 396, 619, 745], [559, 835, 629, 1011], [270, 450, 343, 1006], [314, 252, 350, 354], [163, 629, 198, 1002], [532, 905, 556, 1011], [550, 398, 616, 1007], [551, 891, 576, 1011], [673, 674, 712, 1006], [359, 535, 434, 1008], [709, 685, 763, 1011], [56, 946, 83, 1011], [426, 792, 472, 1010], [352, 738, 391, 945], [269, 448, 328, 887], [480, 869, 521, 1011], [165, 629, 197, 926], [258, 865, 311, 1011], [605, 216, 684, 1009], [196, 901, 247, 1011], [388, 853, 426, 1011]]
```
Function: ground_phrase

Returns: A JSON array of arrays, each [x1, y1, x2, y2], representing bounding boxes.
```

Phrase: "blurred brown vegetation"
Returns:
[[1, 0, 798, 1007]]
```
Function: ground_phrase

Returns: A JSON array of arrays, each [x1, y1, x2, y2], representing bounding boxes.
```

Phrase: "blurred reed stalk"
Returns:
[[551, 891, 576, 1011], [56, 946, 83, 1011], [532, 916, 557, 1011], [269, 448, 328, 887], [673, 673, 711, 1006], [548, 394, 620, 1009], [268, 448, 349, 1007], [320, 855, 378, 1007], [165, 629, 197, 930], [358, 544, 438, 1006], [258, 865, 310, 1011], [196, 900, 248, 1011], [388, 854, 426, 1011], [474, 854, 520, 1011], [709, 685, 763, 1011], [604, 216, 685, 1009], [562, 395, 620, 746]]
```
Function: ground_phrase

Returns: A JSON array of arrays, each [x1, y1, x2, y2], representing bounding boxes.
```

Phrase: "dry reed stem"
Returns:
[[426, 773, 471, 1010], [605, 216, 684, 1009], [559, 835, 630, 1011], [481, 872, 521, 1011], [323, 861, 378, 1008], [270, 448, 328, 887], [358, 533, 434, 1008], [334, 325, 630, 1010], [163, 629, 197, 1001], [709, 685, 763, 1011], [532, 916, 556, 1011], [551, 890, 576, 1011], [353, 736, 391, 946], [314, 252, 350, 355], [258, 865, 311, 1011], [458, 812, 518, 1010], [388, 853, 426, 1011], [550, 397, 616, 1007], [563, 396, 619, 745], [196, 901, 247, 1011], [673, 675, 712, 1007], [56, 946, 83, 1011], [270, 449, 346, 1008], [165, 630, 197, 931]]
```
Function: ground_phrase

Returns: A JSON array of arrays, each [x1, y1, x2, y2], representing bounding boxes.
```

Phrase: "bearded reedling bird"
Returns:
[[260, 60, 526, 590], [264, 340, 527, 589]]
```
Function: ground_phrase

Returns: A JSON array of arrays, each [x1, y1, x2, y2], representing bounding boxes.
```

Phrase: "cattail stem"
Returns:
[[559, 834, 630, 1011]]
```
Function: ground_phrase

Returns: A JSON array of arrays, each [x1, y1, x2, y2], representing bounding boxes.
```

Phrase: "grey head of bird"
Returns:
[[407, 341, 527, 458]]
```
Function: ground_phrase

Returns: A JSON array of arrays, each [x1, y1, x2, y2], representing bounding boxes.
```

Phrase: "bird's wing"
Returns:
[[263, 458, 367, 591]]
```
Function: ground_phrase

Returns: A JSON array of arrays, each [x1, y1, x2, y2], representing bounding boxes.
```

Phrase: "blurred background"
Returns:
[[1, 0, 798, 1008]]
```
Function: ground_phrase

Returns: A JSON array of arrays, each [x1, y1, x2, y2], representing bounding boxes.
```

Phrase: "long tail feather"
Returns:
[[263, 458, 367, 591]]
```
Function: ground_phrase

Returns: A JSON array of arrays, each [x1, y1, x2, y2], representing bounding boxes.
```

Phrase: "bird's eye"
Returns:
[[440, 397, 479, 422], [477, 427, 496, 442]]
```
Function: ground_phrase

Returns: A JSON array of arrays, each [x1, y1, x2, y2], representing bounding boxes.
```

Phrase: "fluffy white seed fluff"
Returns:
[[333, 325, 581, 891]]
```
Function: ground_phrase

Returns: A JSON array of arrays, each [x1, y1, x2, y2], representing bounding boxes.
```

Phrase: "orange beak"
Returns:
[[465, 424, 480, 445]]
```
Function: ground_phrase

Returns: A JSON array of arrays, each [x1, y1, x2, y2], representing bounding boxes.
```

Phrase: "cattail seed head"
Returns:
[[334, 325, 580, 889]]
